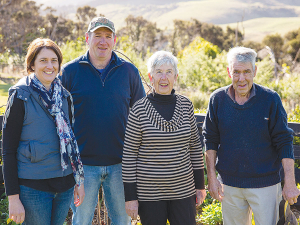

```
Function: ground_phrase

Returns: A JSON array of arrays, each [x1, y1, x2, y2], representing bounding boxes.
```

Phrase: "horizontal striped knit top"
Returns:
[[122, 94, 204, 201]]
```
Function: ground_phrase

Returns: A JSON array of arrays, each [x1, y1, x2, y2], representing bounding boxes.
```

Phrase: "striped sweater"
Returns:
[[122, 94, 204, 201]]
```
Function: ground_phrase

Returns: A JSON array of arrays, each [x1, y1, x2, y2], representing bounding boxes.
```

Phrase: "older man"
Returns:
[[203, 46, 300, 225], [60, 17, 145, 225]]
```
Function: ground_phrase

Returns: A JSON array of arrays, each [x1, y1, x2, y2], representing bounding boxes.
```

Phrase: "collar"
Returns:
[[79, 50, 120, 68], [226, 83, 256, 103]]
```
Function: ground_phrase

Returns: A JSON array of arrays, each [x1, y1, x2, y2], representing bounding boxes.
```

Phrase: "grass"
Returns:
[[220, 17, 300, 42], [0, 83, 12, 108]]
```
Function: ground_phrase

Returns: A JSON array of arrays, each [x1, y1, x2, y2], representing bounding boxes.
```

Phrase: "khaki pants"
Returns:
[[222, 183, 282, 225]]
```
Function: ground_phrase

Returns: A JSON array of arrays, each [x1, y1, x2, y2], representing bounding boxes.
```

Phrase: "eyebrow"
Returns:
[[233, 69, 251, 72], [39, 57, 58, 60]]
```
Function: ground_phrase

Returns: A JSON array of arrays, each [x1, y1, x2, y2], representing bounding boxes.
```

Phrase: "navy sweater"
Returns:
[[203, 84, 294, 188], [60, 51, 146, 166]]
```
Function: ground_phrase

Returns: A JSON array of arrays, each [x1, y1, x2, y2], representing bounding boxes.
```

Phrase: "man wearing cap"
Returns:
[[60, 17, 146, 225]]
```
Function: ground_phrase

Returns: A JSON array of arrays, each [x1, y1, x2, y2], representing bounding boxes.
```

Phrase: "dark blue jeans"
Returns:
[[19, 185, 74, 225]]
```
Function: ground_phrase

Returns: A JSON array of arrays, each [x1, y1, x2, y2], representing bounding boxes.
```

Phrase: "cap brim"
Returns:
[[89, 25, 115, 34]]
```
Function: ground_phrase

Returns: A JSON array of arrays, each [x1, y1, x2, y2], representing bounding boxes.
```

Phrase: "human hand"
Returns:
[[74, 184, 85, 207], [8, 195, 25, 224], [196, 189, 206, 206], [282, 182, 300, 205], [125, 200, 138, 220], [208, 178, 224, 202]]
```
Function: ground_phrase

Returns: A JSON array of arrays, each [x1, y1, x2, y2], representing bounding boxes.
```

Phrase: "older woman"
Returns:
[[122, 51, 206, 225], [2, 38, 84, 225]]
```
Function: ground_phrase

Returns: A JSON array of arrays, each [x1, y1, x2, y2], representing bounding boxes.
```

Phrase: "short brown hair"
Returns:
[[25, 38, 63, 74]]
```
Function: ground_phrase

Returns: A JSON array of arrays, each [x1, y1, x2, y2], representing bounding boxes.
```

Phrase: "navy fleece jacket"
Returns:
[[60, 51, 146, 166], [203, 84, 294, 188]]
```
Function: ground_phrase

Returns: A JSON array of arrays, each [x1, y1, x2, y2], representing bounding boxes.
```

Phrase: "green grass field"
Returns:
[[0, 83, 12, 109]]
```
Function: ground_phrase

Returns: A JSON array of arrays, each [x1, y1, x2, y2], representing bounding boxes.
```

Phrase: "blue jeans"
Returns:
[[71, 163, 131, 225], [19, 185, 74, 225]]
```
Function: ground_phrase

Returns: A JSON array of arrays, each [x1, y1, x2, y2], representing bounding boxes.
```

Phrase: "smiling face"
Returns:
[[227, 60, 257, 98], [86, 27, 116, 63], [149, 64, 178, 95], [31, 48, 59, 90]]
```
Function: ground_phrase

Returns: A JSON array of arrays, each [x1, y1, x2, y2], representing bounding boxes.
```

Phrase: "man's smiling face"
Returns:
[[86, 27, 116, 62]]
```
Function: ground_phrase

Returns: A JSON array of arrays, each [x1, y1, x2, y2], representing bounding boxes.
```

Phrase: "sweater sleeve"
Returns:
[[2, 93, 25, 196], [129, 66, 146, 107], [269, 94, 294, 160], [202, 94, 220, 151], [122, 109, 142, 201], [188, 102, 205, 189]]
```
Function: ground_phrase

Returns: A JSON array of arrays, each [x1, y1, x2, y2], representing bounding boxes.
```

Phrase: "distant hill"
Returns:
[[36, 0, 300, 42]]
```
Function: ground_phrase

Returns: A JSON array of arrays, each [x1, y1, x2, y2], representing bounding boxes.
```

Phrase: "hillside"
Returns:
[[37, 0, 300, 42]]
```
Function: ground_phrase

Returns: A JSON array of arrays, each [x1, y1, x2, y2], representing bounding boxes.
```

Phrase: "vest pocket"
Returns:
[[17, 141, 58, 163]]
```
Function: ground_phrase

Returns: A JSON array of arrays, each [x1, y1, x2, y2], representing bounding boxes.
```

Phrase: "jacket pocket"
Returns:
[[29, 141, 58, 163], [17, 142, 31, 162]]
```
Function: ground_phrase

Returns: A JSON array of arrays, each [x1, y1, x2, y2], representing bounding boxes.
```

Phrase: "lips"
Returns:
[[44, 71, 54, 75], [238, 84, 247, 88], [160, 84, 168, 87]]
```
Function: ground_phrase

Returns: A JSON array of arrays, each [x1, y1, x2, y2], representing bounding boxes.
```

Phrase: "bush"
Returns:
[[198, 200, 222, 225], [0, 194, 17, 225]]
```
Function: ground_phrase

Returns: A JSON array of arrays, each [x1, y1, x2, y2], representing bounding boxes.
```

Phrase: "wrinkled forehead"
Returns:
[[154, 62, 174, 70], [230, 60, 253, 71]]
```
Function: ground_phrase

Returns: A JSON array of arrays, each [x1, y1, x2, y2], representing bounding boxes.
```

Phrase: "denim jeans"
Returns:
[[19, 185, 74, 225], [71, 163, 131, 225]]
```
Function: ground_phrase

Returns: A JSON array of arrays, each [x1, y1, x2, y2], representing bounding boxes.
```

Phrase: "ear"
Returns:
[[227, 67, 232, 78], [174, 74, 178, 82], [253, 65, 257, 78], [148, 73, 152, 82], [85, 33, 89, 45], [113, 35, 117, 46]]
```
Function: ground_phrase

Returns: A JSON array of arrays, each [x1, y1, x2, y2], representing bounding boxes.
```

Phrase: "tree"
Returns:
[[116, 15, 161, 58], [76, 6, 97, 37], [0, 0, 12, 11], [0, 0, 45, 55], [283, 28, 300, 63], [262, 33, 284, 63]]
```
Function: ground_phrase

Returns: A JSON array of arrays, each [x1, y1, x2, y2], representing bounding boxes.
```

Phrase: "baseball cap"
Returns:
[[87, 17, 115, 34]]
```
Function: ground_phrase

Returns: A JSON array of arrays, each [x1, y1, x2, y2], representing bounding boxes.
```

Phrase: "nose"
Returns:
[[161, 73, 167, 79], [238, 73, 246, 81], [46, 61, 54, 68], [99, 37, 105, 44]]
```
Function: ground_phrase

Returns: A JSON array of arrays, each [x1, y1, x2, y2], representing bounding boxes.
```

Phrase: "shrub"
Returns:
[[198, 200, 222, 225]]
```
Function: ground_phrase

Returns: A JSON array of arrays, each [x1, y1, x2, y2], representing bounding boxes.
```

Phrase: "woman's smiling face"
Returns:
[[31, 48, 59, 90], [150, 64, 178, 95]]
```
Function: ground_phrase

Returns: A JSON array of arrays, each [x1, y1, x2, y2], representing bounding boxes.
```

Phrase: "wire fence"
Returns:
[[0, 63, 25, 76]]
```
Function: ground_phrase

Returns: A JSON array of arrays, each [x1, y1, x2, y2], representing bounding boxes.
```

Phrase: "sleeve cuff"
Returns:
[[193, 169, 205, 189], [279, 144, 294, 160], [205, 142, 219, 151], [123, 182, 138, 202]]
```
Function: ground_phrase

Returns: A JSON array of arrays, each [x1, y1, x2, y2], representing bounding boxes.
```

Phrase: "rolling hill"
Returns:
[[36, 0, 300, 42]]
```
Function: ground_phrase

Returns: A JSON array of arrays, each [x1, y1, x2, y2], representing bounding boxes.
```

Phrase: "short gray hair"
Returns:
[[227, 46, 257, 71], [147, 51, 179, 76]]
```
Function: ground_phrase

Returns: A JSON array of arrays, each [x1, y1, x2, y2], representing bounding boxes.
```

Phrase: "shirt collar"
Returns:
[[226, 83, 256, 103]]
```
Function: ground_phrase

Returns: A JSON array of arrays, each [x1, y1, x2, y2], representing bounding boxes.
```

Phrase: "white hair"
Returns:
[[227, 46, 257, 71], [147, 51, 179, 76]]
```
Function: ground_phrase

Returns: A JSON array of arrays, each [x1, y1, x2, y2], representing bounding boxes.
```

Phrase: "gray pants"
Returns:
[[222, 183, 282, 225]]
